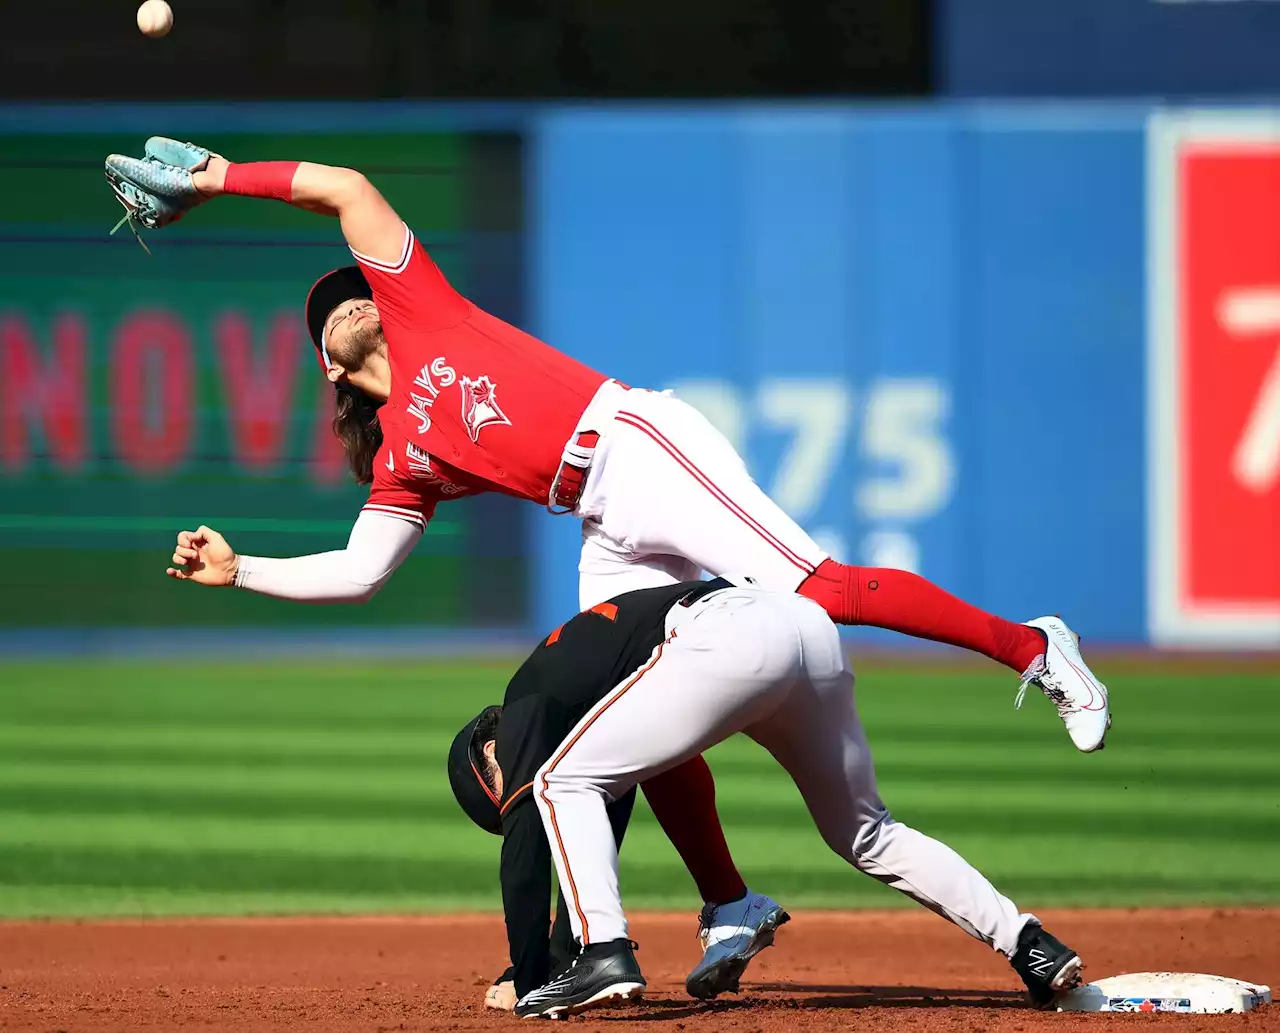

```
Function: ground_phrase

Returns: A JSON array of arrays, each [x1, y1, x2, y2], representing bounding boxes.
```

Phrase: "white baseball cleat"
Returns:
[[1015, 616, 1111, 753], [685, 890, 790, 1000]]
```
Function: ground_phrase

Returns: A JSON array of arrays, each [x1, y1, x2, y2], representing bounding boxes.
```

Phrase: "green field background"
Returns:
[[1, 656, 1276, 918]]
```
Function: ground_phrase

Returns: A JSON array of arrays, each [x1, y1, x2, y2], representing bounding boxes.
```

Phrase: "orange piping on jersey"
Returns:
[[545, 625, 564, 646], [588, 602, 618, 621], [500, 782, 535, 815], [538, 639, 668, 945]]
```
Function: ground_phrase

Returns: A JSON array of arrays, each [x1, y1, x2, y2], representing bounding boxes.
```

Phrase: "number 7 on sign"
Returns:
[[1216, 287, 1280, 493]]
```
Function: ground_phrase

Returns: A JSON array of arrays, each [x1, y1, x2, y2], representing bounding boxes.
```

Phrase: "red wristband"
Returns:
[[222, 161, 299, 202]]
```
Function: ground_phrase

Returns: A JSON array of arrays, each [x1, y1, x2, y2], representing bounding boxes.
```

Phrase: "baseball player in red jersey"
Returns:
[[109, 138, 1109, 757], [106, 138, 1108, 970]]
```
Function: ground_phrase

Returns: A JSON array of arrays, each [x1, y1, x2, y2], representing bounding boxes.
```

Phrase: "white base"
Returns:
[[1056, 972, 1271, 1014]]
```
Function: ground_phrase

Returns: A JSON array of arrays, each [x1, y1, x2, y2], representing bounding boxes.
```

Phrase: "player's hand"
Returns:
[[166, 525, 238, 587], [136, 137, 227, 198], [191, 154, 230, 197], [484, 980, 517, 1011]]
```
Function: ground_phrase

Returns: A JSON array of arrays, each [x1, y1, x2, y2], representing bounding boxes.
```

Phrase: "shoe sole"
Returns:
[[530, 980, 646, 1020], [1033, 954, 1084, 1010], [1081, 716, 1113, 754], [685, 908, 791, 1000]]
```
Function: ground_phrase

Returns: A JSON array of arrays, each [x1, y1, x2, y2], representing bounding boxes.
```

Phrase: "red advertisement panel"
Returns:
[[1179, 147, 1280, 610]]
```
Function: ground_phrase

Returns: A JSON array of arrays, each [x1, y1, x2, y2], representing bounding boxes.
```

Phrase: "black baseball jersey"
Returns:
[[494, 577, 731, 997]]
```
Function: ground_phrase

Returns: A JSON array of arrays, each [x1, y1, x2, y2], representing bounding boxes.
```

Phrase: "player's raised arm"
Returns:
[[165, 510, 420, 604], [195, 155, 406, 267], [105, 137, 406, 267]]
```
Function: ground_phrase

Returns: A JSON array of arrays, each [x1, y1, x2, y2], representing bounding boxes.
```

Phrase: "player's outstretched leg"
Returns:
[[584, 390, 1110, 751], [736, 552, 1109, 751], [797, 563, 1111, 752], [743, 601, 1085, 1008], [796, 561, 1043, 670]]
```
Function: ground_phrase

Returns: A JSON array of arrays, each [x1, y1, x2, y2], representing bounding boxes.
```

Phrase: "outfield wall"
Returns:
[[1, 104, 1276, 649], [530, 106, 1150, 645], [532, 105, 1279, 649]]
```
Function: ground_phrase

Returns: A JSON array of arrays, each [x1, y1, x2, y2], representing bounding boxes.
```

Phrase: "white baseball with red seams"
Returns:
[[532, 587, 1040, 955], [136, 0, 173, 37], [565, 381, 828, 610]]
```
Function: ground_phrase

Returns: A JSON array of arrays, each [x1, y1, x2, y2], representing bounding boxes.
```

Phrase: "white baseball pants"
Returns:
[[570, 383, 829, 610], [533, 588, 1036, 957]]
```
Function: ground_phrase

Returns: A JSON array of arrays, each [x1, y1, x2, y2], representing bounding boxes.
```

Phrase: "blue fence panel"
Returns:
[[532, 105, 1147, 644], [959, 113, 1147, 632]]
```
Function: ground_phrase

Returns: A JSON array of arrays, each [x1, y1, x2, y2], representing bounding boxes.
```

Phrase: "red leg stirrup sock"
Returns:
[[222, 161, 300, 203], [797, 559, 1046, 674], [642, 755, 746, 906]]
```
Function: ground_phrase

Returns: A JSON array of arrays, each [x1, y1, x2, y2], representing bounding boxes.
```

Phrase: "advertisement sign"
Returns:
[[0, 128, 529, 629], [1149, 112, 1280, 646]]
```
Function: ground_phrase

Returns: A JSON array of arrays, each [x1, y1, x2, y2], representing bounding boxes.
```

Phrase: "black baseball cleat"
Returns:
[[1011, 924, 1084, 1009], [514, 938, 646, 1019]]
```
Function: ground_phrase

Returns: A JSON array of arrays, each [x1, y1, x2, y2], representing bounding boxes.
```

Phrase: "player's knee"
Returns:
[[849, 806, 895, 865], [806, 803, 888, 863]]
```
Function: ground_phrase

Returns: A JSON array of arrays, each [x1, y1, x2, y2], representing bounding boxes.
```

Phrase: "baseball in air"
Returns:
[[137, 0, 174, 38]]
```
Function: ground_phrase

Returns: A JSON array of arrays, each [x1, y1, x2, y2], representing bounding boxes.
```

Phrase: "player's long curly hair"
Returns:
[[332, 384, 383, 485]]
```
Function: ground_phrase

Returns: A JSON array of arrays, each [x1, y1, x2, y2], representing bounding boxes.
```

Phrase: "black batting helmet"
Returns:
[[447, 705, 505, 836]]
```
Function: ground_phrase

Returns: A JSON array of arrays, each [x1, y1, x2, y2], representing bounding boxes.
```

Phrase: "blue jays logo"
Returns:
[[460, 375, 512, 443]]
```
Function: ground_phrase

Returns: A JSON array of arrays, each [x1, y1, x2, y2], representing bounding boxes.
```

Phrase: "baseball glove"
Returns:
[[104, 137, 213, 252]]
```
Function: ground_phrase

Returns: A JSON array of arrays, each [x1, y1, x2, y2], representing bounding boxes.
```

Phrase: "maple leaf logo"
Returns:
[[459, 375, 512, 443]]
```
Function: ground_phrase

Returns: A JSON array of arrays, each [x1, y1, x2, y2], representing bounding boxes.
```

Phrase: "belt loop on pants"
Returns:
[[548, 430, 601, 513], [546, 380, 631, 514]]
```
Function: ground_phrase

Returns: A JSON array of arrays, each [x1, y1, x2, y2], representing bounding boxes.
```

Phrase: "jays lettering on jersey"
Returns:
[[489, 578, 732, 997], [362, 417, 486, 530], [350, 224, 607, 510]]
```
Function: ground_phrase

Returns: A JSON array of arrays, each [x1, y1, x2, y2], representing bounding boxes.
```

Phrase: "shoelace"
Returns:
[[695, 901, 717, 944], [109, 209, 151, 255], [107, 178, 157, 254], [1014, 655, 1077, 716]]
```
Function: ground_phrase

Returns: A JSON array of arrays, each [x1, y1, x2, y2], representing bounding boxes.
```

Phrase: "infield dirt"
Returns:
[[1, 908, 1276, 1032]]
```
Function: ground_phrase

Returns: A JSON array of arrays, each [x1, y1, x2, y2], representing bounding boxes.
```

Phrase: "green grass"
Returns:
[[0, 657, 1277, 918]]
